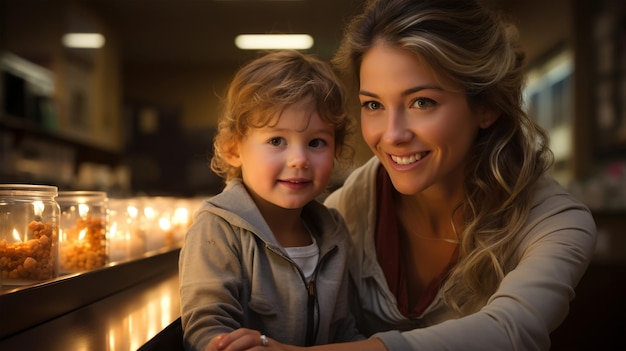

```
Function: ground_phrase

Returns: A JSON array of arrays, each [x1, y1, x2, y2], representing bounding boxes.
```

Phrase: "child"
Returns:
[[178, 50, 363, 351]]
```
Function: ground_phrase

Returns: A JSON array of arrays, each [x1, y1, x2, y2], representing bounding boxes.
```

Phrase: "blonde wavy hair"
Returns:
[[333, 0, 554, 314], [211, 50, 353, 182]]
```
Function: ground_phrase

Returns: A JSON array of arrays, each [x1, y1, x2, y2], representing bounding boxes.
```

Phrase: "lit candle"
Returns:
[[12, 228, 22, 242], [143, 197, 171, 253], [0, 222, 58, 284], [108, 199, 146, 262], [0, 184, 59, 286]]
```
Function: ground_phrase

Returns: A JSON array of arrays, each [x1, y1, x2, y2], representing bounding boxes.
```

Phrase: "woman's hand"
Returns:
[[206, 328, 299, 351]]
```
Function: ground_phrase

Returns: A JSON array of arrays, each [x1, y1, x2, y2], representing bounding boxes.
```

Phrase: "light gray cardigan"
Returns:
[[325, 156, 597, 351]]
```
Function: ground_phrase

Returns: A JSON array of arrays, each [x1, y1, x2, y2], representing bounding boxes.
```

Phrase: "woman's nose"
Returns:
[[382, 108, 413, 144]]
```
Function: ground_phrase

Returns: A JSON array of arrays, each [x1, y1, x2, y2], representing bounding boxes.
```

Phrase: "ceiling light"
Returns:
[[62, 33, 106, 49], [235, 34, 314, 50]]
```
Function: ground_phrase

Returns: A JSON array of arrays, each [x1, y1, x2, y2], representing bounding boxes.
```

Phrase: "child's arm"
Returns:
[[180, 211, 245, 350]]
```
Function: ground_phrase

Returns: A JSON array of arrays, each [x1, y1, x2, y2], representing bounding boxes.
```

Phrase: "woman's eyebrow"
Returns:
[[401, 85, 442, 96], [359, 85, 442, 98]]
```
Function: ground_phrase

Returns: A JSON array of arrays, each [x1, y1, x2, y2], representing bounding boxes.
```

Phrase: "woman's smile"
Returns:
[[390, 151, 430, 165]]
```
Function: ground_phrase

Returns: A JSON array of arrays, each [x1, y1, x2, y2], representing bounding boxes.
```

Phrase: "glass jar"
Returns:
[[0, 184, 60, 286], [108, 197, 146, 262], [170, 197, 194, 248], [142, 196, 172, 253], [57, 191, 109, 273]]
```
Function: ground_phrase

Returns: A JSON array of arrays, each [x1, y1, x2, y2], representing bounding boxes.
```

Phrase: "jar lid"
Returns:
[[0, 184, 58, 197], [57, 191, 108, 203]]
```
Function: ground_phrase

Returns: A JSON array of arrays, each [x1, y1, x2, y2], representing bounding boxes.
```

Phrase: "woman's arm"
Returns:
[[373, 198, 597, 351]]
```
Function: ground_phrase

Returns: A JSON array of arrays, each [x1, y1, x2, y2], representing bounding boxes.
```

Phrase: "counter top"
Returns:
[[0, 250, 182, 350]]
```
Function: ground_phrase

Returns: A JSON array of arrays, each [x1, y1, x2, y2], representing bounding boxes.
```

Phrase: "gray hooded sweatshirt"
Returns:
[[179, 180, 363, 351]]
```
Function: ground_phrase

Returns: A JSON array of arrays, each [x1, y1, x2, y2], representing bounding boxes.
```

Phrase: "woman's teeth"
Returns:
[[391, 152, 426, 165]]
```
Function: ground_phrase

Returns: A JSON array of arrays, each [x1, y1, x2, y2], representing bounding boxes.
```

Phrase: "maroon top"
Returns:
[[374, 165, 458, 317]]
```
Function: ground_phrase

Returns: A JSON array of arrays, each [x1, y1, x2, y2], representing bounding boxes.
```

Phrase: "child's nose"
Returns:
[[288, 146, 310, 169]]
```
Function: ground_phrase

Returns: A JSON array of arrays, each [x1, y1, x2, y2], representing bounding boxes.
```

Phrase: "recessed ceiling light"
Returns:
[[216, 0, 304, 2], [62, 33, 105, 49], [234, 34, 314, 50]]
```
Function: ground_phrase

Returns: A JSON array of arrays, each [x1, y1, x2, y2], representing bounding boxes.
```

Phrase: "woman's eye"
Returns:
[[412, 97, 436, 109], [268, 137, 285, 146], [361, 101, 382, 111], [309, 138, 328, 149]]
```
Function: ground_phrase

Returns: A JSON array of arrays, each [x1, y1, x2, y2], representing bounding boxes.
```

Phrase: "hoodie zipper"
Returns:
[[304, 245, 337, 346], [305, 279, 317, 345], [268, 243, 338, 346]]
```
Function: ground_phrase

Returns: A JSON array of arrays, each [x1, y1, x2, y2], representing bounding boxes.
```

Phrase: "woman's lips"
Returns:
[[390, 151, 429, 165]]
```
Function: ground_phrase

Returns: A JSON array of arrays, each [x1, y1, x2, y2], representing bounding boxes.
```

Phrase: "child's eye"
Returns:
[[309, 138, 328, 149], [268, 137, 286, 147], [411, 97, 436, 109], [361, 101, 382, 111]]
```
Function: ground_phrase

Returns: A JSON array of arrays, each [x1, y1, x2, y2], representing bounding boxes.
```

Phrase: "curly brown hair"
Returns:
[[211, 50, 354, 182]]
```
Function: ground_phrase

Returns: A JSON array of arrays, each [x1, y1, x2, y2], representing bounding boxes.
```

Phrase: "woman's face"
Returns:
[[359, 43, 491, 196]]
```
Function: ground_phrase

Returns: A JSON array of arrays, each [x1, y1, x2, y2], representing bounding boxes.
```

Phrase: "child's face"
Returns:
[[228, 101, 336, 210]]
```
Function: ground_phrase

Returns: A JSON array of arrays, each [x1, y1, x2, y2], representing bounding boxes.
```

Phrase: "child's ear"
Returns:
[[479, 107, 500, 129], [224, 144, 242, 167]]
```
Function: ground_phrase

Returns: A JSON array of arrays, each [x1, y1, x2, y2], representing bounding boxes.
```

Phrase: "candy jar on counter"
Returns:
[[57, 191, 108, 273], [0, 184, 60, 286]]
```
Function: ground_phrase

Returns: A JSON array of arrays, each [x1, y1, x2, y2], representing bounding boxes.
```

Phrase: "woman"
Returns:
[[209, 0, 597, 350]]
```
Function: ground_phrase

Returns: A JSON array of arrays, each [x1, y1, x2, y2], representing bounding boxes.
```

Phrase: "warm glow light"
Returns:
[[108, 222, 118, 238], [235, 34, 314, 50], [172, 208, 189, 226], [144, 206, 155, 220], [12, 228, 22, 242], [159, 217, 171, 231], [108, 330, 116, 351], [78, 203, 90, 218], [62, 33, 105, 48], [127, 205, 138, 219], [33, 201, 44, 217], [78, 228, 87, 241], [160, 294, 172, 327]]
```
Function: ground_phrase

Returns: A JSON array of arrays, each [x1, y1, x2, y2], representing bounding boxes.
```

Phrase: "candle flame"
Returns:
[[78, 228, 87, 241], [159, 217, 171, 231], [172, 208, 189, 226], [12, 228, 22, 242], [109, 222, 118, 238], [144, 206, 155, 220], [33, 201, 44, 217], [127, 205, 138, 218], [78, 203, 90, 218]]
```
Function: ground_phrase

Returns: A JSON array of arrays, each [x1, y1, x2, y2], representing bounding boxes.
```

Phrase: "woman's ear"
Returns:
[[479, 107, 500, 129]]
